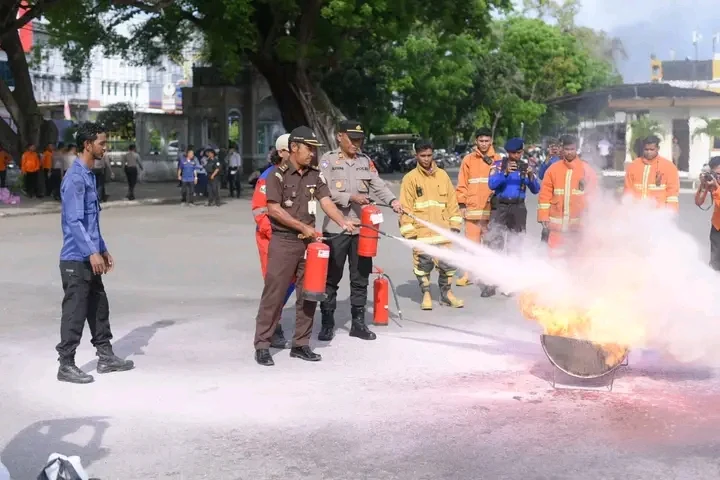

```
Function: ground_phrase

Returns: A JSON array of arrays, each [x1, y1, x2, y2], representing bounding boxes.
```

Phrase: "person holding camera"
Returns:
[[483, 138, 540, 297], [695, 156, 720, 270]]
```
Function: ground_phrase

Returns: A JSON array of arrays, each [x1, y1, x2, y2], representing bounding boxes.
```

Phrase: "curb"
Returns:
[[0, 197, 179, 218]]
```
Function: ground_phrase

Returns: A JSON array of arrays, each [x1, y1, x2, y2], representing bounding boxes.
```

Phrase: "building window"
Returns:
[[123, 83, 127, 96], [101, 81, 105, 95], [114, 83, 117, 96], [75, 82, 79, 93]]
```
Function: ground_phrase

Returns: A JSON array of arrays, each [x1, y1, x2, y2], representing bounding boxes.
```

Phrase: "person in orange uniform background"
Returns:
[[454, 127, 501, 287], [695, 156, 720, 270], [623, 135, 679, 212], [21, 143, 42, 198], [41, 142, 54, 196], [251, 133, 293, 349], [537, 135, 598, 254], [0, 144, 11, 189]]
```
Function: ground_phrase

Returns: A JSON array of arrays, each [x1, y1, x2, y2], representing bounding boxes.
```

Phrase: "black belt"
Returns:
[[497, 198, 525, 205], [272, 229, 302, 239]]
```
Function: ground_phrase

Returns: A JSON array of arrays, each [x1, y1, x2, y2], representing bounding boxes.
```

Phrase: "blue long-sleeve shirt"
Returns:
[[538, 156, 560, 180], [179, 158, 198, 182], [488, 161, 540, 201], [59, 159, 106, 261]]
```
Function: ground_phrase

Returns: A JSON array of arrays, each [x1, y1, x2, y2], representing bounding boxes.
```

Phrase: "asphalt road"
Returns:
[[1, 182, 719, 479]]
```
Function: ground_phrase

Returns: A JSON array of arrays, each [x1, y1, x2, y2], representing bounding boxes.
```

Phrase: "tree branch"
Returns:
[[2, 0, 63, 36], [109, 0, 204, 27]]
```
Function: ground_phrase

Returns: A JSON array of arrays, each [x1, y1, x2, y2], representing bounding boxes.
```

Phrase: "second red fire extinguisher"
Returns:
[[358, 204, 384, 257]]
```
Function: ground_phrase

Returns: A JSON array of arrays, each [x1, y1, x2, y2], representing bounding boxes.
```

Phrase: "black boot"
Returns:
[[255, 348, 274, 366], [481, 285, 497, 298], [270, 324, 288, 349], [349, 306, 376, 341], [290, 345, 322, 362], [96, 345, 134, 374], [57, 360, 94, 384], [318, 310, 335, 341]]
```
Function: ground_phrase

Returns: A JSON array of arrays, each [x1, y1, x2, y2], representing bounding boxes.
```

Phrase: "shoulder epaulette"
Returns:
[[278, 163, 289, 172], [310, 164, 319, 171]]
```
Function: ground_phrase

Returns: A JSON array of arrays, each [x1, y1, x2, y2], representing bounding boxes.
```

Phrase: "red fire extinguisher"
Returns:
[[371, 266, 403, 326], [303, 237, 330, 302], [358, 204, 384, 257]]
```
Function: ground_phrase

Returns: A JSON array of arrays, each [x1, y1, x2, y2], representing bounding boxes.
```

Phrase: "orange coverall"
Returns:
[[537, 158, 598, 252], [623, 156, 679, 212], [251, 165, 295, 299]]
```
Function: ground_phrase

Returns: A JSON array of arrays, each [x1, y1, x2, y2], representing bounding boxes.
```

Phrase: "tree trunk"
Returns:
[[251, 56, 344, 152]]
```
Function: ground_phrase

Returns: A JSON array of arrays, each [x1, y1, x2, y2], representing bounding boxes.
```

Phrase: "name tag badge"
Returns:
[[308, 200, 317, 215]]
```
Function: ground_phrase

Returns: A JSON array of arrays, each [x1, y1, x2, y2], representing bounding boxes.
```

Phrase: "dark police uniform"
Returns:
[[57, 157, 134, 384], [317, 120, 396, 342], [254, 126, 328, 366], [206, 155, 222, 206], [483, 138, 540, 297]]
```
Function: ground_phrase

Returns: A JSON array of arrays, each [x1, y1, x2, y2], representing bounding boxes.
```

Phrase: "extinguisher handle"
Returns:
[[298, 232, 325, 241]]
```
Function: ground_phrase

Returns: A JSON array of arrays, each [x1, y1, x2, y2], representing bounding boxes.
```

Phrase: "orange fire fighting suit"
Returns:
[[537, 157, 597, 252], [623, 156, 679, 212], [455, 147, 501, 286], [251, 165, 295, 302], [399, 162, 464, 308]]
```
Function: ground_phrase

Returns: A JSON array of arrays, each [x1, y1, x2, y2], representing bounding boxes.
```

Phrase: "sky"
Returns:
[[573, 0, 720, 82]]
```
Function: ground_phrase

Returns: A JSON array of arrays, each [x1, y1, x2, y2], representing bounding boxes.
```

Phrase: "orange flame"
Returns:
[[518, 291, 629, 367]]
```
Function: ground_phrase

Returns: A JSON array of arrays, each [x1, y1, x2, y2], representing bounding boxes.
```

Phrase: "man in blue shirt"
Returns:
[[177, 145, 198, 205], [57, 122, 134, 384], [483, 137, 541, 297], [538, 138, 560, 180]]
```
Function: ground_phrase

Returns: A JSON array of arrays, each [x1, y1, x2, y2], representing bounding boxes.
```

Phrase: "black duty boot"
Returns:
[[318, 310, 335, 341], [57, 361, 94, 384], [96, 345, 135, 374], [349, 306, 377, 341], [270, 324, 288, 349], [481, 285, 497, 298], [255, 349, 274, 366], [290, 345, 322, 362]]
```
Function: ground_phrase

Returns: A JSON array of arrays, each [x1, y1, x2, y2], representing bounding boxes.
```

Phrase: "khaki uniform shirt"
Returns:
[[318, 149, 396, 234], [265, 160, 331, 235]]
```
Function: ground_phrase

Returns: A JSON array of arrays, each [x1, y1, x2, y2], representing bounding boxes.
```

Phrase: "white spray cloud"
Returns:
[[403, 191, 720, 367]]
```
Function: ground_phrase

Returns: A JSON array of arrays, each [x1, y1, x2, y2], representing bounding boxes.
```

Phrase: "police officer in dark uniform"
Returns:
[[317, 120, 402, 342], [483, 137, 541, 297], [254, 126, 356, 367], [205, 149, 222, 207]]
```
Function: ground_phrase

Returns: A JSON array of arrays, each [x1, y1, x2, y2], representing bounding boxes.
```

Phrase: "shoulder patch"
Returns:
[[259, 184, 266, 194], [321, 161, 329, 169], [274, 171, 283, 180], [369, 160, 377, 173]]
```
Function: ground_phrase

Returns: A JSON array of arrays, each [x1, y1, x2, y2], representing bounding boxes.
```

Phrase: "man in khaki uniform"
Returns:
[[318, 120, 403, 342]]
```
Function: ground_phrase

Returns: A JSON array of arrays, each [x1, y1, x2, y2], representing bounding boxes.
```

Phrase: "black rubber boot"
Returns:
[[290, 345, 322, 362], [57, 360, 94, 384], [270, 324, 288, 349], [255, 349, 274, 366], [349, 306, 376, 340], [318, 310, 335, 341], [481, 285, 497, 298], [96, 345, 134, 374]]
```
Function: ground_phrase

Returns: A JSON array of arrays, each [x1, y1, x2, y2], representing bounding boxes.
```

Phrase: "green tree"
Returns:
[[692, 117, 720, 160], [96, 102, 135, 139], [629, 116, 665, 157], [44, 0, 512, 148]]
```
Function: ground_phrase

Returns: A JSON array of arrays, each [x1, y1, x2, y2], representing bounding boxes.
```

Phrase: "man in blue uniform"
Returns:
[[483, 137, 540, 297], [56, 122, 134, 384]]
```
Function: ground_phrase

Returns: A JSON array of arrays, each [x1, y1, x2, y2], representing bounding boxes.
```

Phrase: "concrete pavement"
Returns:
[[1, 186, 719, 479]]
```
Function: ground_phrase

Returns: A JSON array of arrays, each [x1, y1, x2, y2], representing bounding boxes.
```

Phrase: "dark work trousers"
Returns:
[[43, 168, 51, 195], [320, 233, 372, 312], [228, 167, 241, 198], [207, 176, 220, 205], [24, 171, 39, 197], [486, 201, 527, 254], [50, 168, 62, 200], [93, 169, 107, 202], [0, 169, 6, 188], [710, 226, 720, 271], [254, 234, 315, 350], [181, 181, 194, 203], [125, 166, 138, 200], [56, 260, 113, 364]]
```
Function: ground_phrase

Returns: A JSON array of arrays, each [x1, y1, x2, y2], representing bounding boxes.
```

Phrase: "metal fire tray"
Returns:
[[540, 334, 629, 391]]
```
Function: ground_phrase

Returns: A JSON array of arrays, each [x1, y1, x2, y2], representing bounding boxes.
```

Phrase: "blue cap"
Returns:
[[504, 138, 524, 153]]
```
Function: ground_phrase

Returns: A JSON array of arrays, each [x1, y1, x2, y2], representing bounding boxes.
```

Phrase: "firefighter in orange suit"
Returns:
[[399, 139, 464, 310], [251, 133, 294, 348], [455, 127, 501, 287], [537, 135, 598, 254], [623, 135, 679, 211]]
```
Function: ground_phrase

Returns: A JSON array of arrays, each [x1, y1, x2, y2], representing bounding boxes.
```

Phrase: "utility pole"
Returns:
[[692, 31, 702, 86]]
